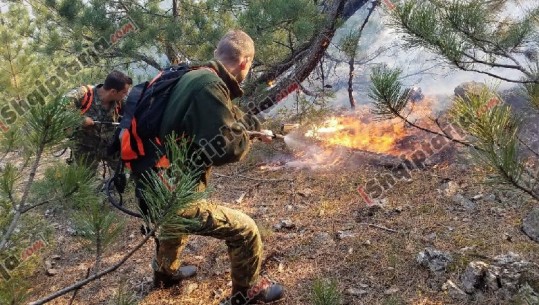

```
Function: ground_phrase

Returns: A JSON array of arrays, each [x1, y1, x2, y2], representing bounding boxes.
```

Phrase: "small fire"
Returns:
[[272, 97, 445, 169], [302, 98, 440, 157], [305, 116, 406, 155]]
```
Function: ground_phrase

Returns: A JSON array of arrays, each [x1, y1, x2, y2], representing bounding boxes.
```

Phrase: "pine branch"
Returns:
[[445, 10, 535, 79], [391, 0, 539, 84], [369, 66, 476, 147], [105, 49, 162, 71], [359, 222, 400, 233], [461, 51, 529, 71], [494, 161, 539, 201], [453, 59, 536, 84], [397, 111, 474, 147], [20, 187, 78, 213], [67, 268, 91, 305]]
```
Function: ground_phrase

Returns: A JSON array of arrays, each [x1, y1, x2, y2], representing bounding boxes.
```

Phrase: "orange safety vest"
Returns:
[[80, 85, 122, 116]]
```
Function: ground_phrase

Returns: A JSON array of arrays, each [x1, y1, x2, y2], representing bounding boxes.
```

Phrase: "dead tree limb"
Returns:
[[245, 0, 370, 114]]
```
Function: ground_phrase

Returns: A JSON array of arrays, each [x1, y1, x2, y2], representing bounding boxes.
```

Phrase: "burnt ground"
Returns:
[[18, 139, 539, 305]]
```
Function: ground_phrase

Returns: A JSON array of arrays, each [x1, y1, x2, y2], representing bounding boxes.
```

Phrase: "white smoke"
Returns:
[[266, 1, 534, 116]]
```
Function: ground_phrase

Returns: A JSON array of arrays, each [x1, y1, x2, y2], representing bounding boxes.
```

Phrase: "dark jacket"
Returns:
[[159, 60, 260, 188]]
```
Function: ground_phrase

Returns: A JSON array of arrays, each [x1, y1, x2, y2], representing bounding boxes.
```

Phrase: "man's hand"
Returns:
[[248, 130, 273, 143], [82, 117, 95, 127]]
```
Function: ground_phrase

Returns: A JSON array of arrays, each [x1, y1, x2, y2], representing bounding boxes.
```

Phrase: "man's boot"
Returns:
[[220, 279, 284, 304], [152, 259, 197, 288]]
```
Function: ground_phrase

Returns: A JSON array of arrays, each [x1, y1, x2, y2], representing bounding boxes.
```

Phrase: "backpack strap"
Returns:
[[148, 71, 164, 87], [120, 128, 138, 161], [80, 85, 94, 114]]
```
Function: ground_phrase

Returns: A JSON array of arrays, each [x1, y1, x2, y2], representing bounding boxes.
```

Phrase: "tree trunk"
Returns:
[[348, 57, 356, 109], [320, 54, 326, 92], [165, 0, 180, 64], [94, 234, 102, 275], [245, 0, 369, 114]]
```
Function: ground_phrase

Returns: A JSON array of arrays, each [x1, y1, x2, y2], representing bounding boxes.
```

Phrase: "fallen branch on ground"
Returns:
[[68, 268, 91, 305]]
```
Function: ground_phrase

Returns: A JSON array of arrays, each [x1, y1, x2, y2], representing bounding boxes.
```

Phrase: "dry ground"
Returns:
[[21, 140, 539, 305]]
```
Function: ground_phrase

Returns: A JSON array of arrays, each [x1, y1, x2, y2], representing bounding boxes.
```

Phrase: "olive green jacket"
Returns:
[[159, 60, 260, 187]]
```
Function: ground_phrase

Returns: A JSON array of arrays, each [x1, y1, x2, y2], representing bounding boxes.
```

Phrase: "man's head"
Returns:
[[214, 30, 255, 83], [101, 70, 132, 107]]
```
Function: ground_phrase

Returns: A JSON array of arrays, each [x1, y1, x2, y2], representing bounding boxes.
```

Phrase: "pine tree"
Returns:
[[0, 97, 85, 304], [0, 3, 48, 129], [0, 2, 106, 132], [370, 0, 539, 202], [339, 1, 379, 109], [28, 136, 205, 305], [0, 7, 109, 301], [388, 0, 539, 85], [32, 0, 372, 112]]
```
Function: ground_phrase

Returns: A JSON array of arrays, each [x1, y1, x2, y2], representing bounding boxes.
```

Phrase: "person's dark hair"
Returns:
[[103, 70, 131, 91]]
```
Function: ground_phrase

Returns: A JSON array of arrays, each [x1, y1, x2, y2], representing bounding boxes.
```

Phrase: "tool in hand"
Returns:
[[93, 121, 120, 126], [248, 130, 285, 140]]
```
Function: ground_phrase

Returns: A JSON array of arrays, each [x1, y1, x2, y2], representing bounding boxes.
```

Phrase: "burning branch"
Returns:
[[369, 66, 474, 148]]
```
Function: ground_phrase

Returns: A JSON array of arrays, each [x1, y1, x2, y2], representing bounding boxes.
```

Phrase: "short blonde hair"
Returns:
[[215, 30, 255, 65]]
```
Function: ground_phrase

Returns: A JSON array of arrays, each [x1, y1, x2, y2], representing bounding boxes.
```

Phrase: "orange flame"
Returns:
[[305, 116, 406, 154], [303, 98, 439, 156], [276, 97, 442, 169]]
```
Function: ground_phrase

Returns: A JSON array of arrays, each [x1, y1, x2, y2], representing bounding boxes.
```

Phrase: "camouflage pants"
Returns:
[[73, 144, 119, 174], [153, 199, 263, 290]]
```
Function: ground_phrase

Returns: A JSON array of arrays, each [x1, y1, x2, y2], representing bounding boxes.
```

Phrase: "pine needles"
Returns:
[[311, 278, 342, 305]]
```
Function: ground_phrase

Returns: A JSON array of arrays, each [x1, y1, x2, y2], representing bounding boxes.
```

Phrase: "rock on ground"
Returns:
[[345, 288, 368, 297], [417, 248, 453, 272], [442, 280, 469, 302], [447, 253, 539, 303], [523, 207, 539, 243], [452, 193, 476, 210], [461, 261, 489, 293]]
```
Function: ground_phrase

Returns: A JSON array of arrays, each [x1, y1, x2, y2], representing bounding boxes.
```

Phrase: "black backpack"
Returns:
[[119, 63, 193, 172]]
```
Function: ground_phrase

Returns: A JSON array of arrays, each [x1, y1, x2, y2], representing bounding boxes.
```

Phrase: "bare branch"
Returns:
[[28, 230, 154, 305], [359, 222, 400, 233]]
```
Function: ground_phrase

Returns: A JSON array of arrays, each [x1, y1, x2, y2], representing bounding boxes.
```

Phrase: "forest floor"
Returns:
[[22, 137, 539, 305]]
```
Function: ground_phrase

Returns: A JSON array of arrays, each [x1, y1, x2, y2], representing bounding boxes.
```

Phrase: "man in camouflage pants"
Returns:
[[138, 30, 284, 304], [63, 71, 132, 172]]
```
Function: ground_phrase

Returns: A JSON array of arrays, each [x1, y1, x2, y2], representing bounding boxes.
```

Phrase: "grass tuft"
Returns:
[[311, 278, 341, 305]]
